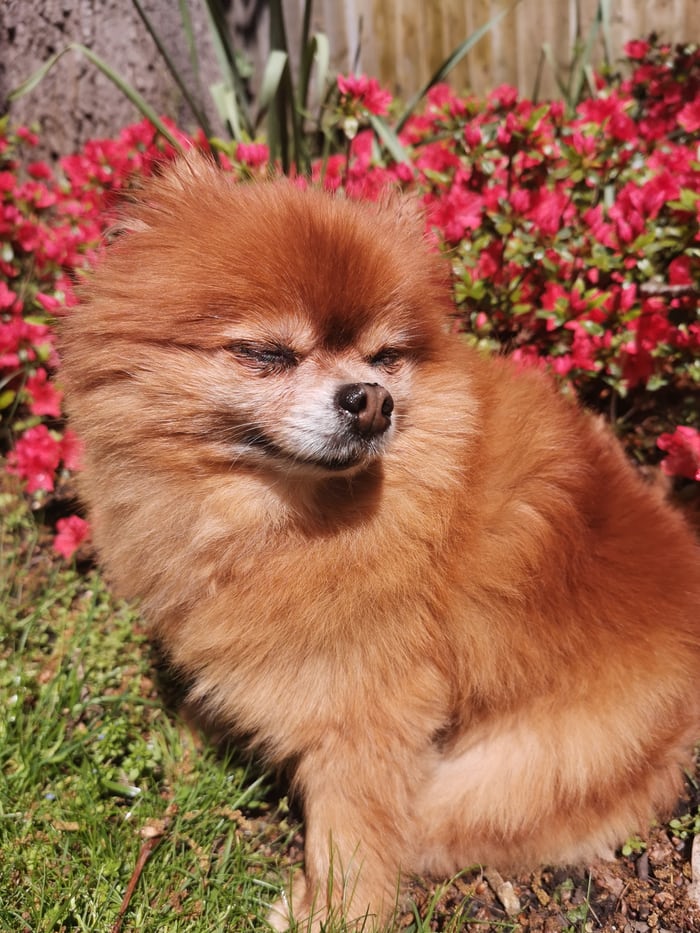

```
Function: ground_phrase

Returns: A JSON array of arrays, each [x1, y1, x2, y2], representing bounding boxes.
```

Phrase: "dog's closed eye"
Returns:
[[367, 347, 405, 373], [228, 341, 299, 374]]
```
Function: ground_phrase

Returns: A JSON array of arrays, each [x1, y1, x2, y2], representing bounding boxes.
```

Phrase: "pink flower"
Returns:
[[657, 426, 700, 481], [27, 160, 53, 180], [337, 74, 392, 116], [25, 368, 63, 417], [527, 188, 572, 237], [35, 291, 62, 312], [0, 281, 20, 311], [427, 187, 483, 243], [235, 142, 269, 167], [624, 40, 650, 60], [16, 126, 39, 146], [577, 94, 636, 142], [6, 424, 62, 493], [669, 256, 692, 285], [53, 515, 90, 559], [488, 85, 519, 109], [678, 99, 700, 134]]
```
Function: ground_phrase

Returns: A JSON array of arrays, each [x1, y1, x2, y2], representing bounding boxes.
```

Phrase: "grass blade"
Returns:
[[299, 30, 330, 113], [395, 0, 522, 132], [367, 113, 412, 166], [210, 81, 244, 140], [10, 43, 184, 152], [202, 0, 253, 138], [9, 47, 72, 101], [568, 0, 604, 108], [131, 0, 214, 136], [258, 49, 289, 114]]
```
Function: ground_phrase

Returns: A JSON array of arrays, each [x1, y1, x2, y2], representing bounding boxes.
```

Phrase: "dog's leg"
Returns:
[[268, 735, 423, 931], [413, 697, 693, 876]]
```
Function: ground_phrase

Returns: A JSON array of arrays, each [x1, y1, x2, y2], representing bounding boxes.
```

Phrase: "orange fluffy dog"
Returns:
[[60, 155, 700, 930]]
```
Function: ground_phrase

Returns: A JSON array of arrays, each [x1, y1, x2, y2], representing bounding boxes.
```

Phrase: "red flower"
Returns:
[[53, 515, 90, 559], [6, 424, 62, 493], [337, 74, 392, 116], [0, 281, 20, 311], [16, 126, 39, 146], [657, 426, 700, 481], [25, 367, 63, 417], [527, 188, 572, 237], [624, 40, 650, 60], [678, 99, 700, 134], [235, 142, 269, 167], [669, 256, 692, 286], [427, 187, 483, 243], [577, 94, 636, 142]]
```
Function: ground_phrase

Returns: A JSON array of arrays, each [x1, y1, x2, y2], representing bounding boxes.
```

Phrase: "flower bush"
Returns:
[[1, 37, 698, 556]]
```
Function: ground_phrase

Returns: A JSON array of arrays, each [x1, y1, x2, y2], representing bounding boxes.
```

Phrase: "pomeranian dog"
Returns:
[[60, 154, 700, 931]]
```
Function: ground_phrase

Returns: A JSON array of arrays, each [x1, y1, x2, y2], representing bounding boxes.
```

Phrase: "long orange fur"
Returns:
[[59, 154, 700, 930]]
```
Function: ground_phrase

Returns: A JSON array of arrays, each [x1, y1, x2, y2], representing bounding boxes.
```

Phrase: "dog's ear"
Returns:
[[393, 192, 426, 227], [384, 191, 426, 231], [109, 150, 224, 237]]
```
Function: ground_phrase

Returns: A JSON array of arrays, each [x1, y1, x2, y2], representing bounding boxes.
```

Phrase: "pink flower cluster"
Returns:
[[337, 74, 393, 117], [657, 426, 700, 482]]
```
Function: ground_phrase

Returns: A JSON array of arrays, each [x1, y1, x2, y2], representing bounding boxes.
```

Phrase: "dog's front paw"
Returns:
[[267, 871, 309, 931], [267, 896, 291, 931]]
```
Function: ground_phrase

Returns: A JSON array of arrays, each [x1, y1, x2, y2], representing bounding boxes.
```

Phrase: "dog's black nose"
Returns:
[[336, 383, 394, 436]]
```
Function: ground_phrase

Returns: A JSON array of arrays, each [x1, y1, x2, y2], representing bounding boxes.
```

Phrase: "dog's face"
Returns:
[[218, 315, 408, 475], [67, 160, 455, 480]]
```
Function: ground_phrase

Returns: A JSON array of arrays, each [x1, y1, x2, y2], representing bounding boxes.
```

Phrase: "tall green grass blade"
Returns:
[[178, 0, 204, 88], [210, 81, 244, 140], [298, 28, 330, 125], [258, 49, 291, 166], [202, 0, 253, 138], [531, 46, 546, 103], [540, 41, 570, 100], [395, 0, 521, 132], [9, 43, 184, 152], [300, 0, 314, 52], [568, 2, 602, 107], [367, 114, 411, 166], [258, 50, 289, 114], [8, 48, 69, 101], [598, 0, 613, 66], [267, 0, 301, 173], [131, 0, 214, 137]]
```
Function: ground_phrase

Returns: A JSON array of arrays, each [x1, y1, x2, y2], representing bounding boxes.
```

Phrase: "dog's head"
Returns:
[[62, 155, 455, 480]]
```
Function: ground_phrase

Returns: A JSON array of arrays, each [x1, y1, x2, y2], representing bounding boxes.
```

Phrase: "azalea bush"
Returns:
[[1, 36, 698, 556]]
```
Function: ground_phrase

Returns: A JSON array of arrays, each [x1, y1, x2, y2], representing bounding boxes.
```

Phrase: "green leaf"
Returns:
[[367, 114, 412, 166], [395, 0, 522, 132], [202, 0, 253, 138], [258, 50, 290, 113], [10, 43, 184, 153], [132, 0, 213, 136], [210, 81, 244, 140], [0, 389, 16, 410]]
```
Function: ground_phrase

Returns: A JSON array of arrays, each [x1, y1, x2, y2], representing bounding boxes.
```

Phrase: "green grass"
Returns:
[[0, 483, 287, 932]]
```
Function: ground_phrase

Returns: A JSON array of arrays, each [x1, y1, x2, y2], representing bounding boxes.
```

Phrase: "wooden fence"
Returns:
[[268, 0, 700, 99]]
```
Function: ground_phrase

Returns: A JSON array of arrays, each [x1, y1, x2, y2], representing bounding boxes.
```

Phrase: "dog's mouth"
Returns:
[[239, 427, 386, 474], [230, 382, 395, 475]]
